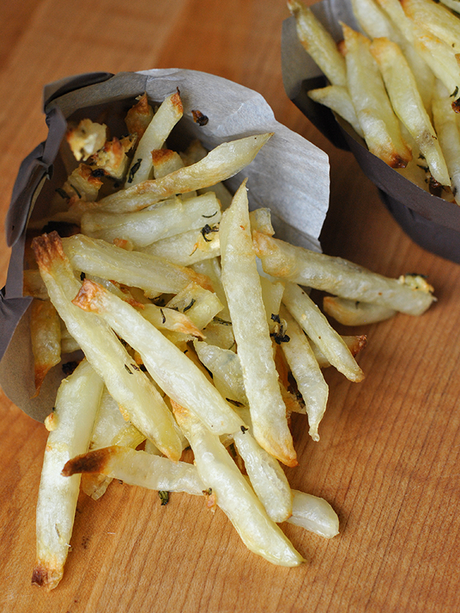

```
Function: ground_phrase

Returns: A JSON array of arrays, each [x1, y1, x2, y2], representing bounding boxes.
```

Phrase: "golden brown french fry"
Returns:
[[342, 23, 412, 168], [287, 0, 347, 87], [370, 37, 450, 186]]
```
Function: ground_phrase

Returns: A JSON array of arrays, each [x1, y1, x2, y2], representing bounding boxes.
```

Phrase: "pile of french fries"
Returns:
[[288, 0, 460, 202], [24, 89, 435, 590]]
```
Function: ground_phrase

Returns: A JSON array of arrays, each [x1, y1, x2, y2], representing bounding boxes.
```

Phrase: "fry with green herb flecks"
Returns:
[[125, 90, 183, 187], [220, 180, 297, 467], [32, 232, 183, 461], [171, 400, 304, 567], [253, 231, 435, 316], [32, 359, 104, 591], [94, 133, 273, 214], [71, 277, 245, 437]]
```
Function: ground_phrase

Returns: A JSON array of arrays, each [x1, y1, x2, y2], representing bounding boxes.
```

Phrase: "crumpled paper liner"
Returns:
[[281, 0, 460, 263], [0, 68, 330, 422]]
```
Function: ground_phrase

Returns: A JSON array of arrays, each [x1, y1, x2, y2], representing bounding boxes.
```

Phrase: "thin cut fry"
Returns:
[[253, 231, 435, 316], [32, 359, 104, 591], [220, 181, 297, 467], [95, 133, 273, 213]]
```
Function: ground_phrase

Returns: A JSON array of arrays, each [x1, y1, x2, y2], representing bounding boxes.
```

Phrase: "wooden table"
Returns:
[[2, 1, 460, 612]]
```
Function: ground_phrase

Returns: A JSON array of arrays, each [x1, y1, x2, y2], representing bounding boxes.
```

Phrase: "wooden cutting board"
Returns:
[[1, 1, 460, 611]]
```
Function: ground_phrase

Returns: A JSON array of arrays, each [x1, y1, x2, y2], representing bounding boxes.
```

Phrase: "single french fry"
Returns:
[[287, 490, 339, 539], [81, 192, 221, 248], [141, 224, 220, 266], [308, 85, 365, 139], [125, 93, 154, 140], [253, 231, 435, 316], [61, 234, 213, 297], [282, 282, 364, 383], [280, 306, 329, 441], [32, 359, 104, 590], [95, 133, 273, 213], [63, 445, 204, 496], [220, 181, 297, 467], [323, 295, 397, 325], [287, 0, 347, 87], [125, 90, 183, 187], [233, 428, 293, 523]]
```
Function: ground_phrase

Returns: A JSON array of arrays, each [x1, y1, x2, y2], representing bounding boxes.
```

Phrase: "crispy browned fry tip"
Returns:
[[31, 231, 66, 271], [61, 446, 117, 477], [170, 90, 183, 114], [349, 335, 367, 357], [31, 565, 61, 591], [125, 93, 153, 139], [71, 279, 101, 312], [151, 149, 178, 165]]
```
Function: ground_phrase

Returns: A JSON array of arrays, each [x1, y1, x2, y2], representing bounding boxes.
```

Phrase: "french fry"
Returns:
[[308, 85, 364, 138], [61, 233, 213, 297], [253, 231, 435, 316], [287, 0, 347, 87], [233, 427, 293, 523], [81, 191, 221, 248], [193, 340, 247, 405], [370, 37, 450, 185], [172, 401, 304, 567], [287, 490, 339, 539], [71, 277, 245, 436], [141, 225, 220, 266], [342, 23, 412, 168], [31, 359, 104, 591], [282, 282, 364, 383], [323, 295, 397, 325], [125, 90, 183, 187], [432, 79, 460, 204], [220, 181, 297, 467], [95, 133, 273, 214], [62, 445, 204, 497], [165, 282, 224, 330], [311, 335, 368, 369], [402, 0, 460, 48], [32, 232, 183, 461], [30, 299, 61, 396], [125, 93, 154, 140], [279, 306, 329, 441]]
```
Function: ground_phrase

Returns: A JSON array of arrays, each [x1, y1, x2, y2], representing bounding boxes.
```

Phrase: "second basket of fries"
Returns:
[[0, 67, 436, 590], [282, 0, 460, 263]]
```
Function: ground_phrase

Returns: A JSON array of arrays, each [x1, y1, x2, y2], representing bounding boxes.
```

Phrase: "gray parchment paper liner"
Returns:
[[281, 0, 460, 263], [0, 68, 330, 422]]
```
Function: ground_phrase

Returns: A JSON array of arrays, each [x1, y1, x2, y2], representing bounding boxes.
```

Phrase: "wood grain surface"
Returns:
[[1, 1, 460, 612]]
